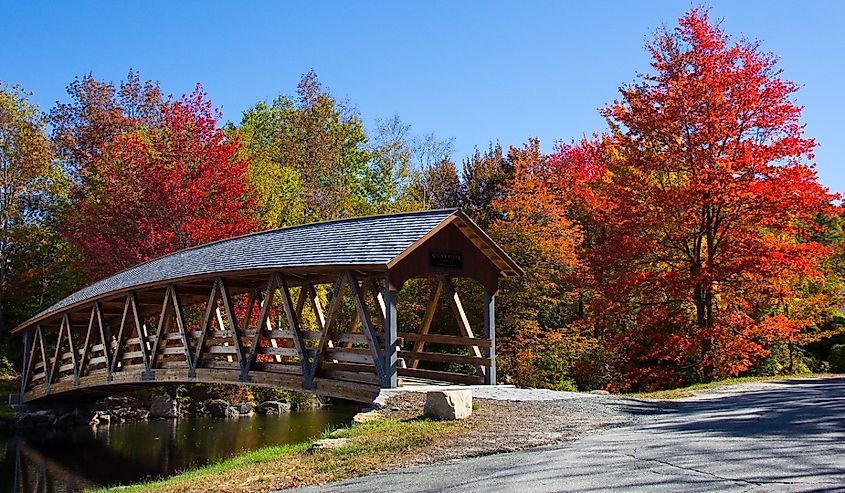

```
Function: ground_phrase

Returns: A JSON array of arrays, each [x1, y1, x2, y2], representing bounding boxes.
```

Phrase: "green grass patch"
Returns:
[[625, 373, 838, 400], [92, 417, 461, 493]]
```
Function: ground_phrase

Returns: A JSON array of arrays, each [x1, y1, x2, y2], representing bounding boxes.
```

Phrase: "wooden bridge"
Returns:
[[14, 210, 521, 403]]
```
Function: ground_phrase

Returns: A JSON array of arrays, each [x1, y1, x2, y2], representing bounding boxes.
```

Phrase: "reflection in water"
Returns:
[[1, 406, 357, 492]]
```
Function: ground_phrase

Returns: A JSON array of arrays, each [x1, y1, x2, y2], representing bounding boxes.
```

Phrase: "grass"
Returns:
[[625, 373, 838, 400], [92, 417, 463, 493]]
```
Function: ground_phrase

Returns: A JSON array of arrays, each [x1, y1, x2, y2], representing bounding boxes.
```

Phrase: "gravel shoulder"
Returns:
[[367, 387, 649, 467]]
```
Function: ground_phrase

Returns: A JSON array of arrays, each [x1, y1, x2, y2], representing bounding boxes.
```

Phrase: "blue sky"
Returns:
[[3, 1, 844, 192]]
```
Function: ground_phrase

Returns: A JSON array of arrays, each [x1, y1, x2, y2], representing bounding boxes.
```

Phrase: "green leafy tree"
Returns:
[[0, 83, 80, 356], [238, 70, 371, 227]]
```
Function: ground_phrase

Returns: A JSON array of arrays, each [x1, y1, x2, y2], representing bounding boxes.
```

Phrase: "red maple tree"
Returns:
[[563, 9, 838, 388], [64, 84, 258, 277]]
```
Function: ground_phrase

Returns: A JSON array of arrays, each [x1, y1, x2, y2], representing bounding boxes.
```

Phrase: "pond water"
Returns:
[[0, 406, 358, 492]]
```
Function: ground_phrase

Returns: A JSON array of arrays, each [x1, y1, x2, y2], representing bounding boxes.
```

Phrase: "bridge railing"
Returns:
[[20, 270, 495, 403]]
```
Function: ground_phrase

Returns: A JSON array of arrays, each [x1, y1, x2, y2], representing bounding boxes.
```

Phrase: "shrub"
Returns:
[[829, 344, 845, 373]]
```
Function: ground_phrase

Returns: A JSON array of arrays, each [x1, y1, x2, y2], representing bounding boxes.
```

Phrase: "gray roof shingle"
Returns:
[[30, 209, 457, 323]]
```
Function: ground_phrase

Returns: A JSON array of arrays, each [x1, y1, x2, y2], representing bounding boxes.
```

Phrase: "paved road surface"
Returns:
[[295, 378, 845, 492]]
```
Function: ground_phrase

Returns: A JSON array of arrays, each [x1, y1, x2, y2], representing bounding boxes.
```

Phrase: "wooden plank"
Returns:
[[313, 377, 380, 403], [398, 350, 490, 367], [398, 332, 491, 348], [207, 346, 239, 355], [158, 361, 189, 369], [318, 368, 380, 385], [324, 347, 374, 365], [257, 347, 300, 357], [252, 363, 303, 375], [330, 332, 372, 345], [321, 361, 377, 373], [204, 360, 240, 369], [398, 367, 485, 385], [162, 347, 188, 356], [122, 351, 145, 359], [89, 356, 107, 366], [207, 330, 235, 339]]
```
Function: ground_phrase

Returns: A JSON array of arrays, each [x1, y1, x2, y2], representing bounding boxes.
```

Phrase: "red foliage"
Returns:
[[64, 85, 258, 277], [550, 9, 839, 389]]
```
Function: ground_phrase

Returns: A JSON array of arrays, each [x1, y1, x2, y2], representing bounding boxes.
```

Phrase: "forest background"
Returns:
[[2, 8, 844, 392]]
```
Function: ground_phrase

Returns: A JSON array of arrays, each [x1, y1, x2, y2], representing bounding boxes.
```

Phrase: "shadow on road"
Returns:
[[638, 377, 845, 440]]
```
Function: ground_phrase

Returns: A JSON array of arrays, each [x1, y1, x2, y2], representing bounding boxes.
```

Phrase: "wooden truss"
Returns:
[[21, 272, 496, 403]]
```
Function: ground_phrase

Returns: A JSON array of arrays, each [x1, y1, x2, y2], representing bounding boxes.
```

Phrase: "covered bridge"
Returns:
[[15, 209, 521, 403]]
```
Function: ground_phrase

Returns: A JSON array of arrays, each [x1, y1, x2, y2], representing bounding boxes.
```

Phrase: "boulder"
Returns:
[[73, 408, 98, 426], [89, 411, 111, 427], [205, 399, 230, 418], [18, 410, 57, 429], [149, 395, 178, 419], [187, 400, 207, 416], [14, 414, 35, 430], [113, 407, 149, 422], [225, 406, 241, 418], [352, 411, 382, 424], [237, 402, 254, 415], [423, 389, 473, 420], [256, 401, 290, 415]]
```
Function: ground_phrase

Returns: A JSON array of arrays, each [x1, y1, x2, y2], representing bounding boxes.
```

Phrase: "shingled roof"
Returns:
[[14, 209, 520, 333]]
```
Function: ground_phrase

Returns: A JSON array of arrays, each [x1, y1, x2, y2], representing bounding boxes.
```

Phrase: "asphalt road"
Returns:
[[294, 378, 845, 492]]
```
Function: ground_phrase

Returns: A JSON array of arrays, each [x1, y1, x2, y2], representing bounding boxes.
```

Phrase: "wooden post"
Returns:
[[384, 272, 399, 388], [483, 291, 496, 385], [19, 329, 32, 397]]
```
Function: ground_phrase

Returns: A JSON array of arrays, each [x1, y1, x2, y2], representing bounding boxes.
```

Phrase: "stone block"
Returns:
[[256, 400, 290, 415], [149, 394, 178, 419], [424, 389, 473, 420]]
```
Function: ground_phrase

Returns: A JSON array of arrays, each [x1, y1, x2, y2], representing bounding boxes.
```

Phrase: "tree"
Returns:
[[237, 70, 371, 227], [0, 83, 80, 363], [490, 139, 593, 389], [409, 133, 455, 209], [365, 115, 417, 213], [460, 143, 512, 228], [583, 8, 838, 387], [63, 85, 257, 276], [50, 69, 163, 185], [0, 83, 53, 333]]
